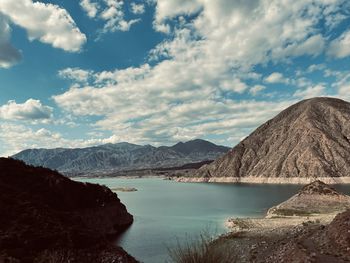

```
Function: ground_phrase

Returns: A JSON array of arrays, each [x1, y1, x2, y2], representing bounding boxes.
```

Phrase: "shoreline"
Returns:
[[225, 213, 337, 231], [175, 176, 350, 184], [73, 175, 167, 180]]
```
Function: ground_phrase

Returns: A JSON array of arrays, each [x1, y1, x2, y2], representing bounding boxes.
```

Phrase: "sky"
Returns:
[[0, 0, 350, 156]]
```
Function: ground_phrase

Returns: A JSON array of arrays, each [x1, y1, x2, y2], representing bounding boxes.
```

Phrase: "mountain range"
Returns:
[[13, 139, 230, 175], [193, 97, 350, 183]]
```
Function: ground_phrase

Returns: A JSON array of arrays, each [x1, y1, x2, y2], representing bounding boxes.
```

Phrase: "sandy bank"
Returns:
[[175, 176, 350, 184], [226, 213, 337, 231]]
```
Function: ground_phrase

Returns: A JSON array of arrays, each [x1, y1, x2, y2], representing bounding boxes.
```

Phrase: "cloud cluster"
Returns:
[[328, 30, 350, 59], [80, 0, 143, 33], [52, 0, 350, 147], [0, 0, 86, 52], [3, 0, 350, 156], [0, 99, 53, 122]]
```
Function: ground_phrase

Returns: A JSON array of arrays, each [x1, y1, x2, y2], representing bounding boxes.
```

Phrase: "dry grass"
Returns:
[[168, 231, 236, 263]]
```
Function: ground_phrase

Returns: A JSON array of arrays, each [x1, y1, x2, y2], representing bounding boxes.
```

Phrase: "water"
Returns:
[[74, 178, 350, 262]]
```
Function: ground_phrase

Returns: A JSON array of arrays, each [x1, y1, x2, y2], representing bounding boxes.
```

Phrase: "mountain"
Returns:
[[0, 158, 136, 262], [192, 97, 350, 183], [12, 139, 230, 175]]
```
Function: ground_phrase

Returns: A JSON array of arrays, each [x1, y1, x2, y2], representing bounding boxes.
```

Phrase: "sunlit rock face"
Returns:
[[196, 97, 350, 181]]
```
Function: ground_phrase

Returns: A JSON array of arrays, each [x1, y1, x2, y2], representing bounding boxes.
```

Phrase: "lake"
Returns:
[[74, 178, 350, 263]]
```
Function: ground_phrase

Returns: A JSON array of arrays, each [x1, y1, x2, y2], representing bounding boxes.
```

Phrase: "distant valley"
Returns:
[[13, 139, 230, 176]]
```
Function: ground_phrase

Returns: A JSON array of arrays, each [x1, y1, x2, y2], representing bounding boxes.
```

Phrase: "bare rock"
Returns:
[[267, 180, 350, 217], [196, 97, 350, 181]]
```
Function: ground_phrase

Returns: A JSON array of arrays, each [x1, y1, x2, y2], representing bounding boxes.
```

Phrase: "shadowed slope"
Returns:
[[0, 158, 136, 262]]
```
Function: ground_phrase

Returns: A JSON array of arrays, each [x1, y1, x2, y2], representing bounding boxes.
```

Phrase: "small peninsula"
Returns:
[[220, 181, 350, 262]]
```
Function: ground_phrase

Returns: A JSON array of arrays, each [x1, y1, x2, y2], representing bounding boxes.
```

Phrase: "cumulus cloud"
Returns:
[[328, 30, 350, 59], [294, 85, 326, 99], [131, 3, 145, 15], [58, 67, 92, 83], [80, 0, 99, 18], [0, 122, 136, 157], [53, 0, 350, 146], [0, 0, 86, 52], [0, 99, 53, 122], [264, 72, 289, 84], [249, 85, 266, 96], [0, 124, 60, 156]]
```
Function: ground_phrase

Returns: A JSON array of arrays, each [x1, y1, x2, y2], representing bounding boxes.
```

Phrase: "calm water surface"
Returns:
[[75, 178, 350, 263]]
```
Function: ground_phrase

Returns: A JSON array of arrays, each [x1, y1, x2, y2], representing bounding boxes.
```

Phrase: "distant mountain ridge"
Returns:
[[13, 139, 230, 175], [190, 97, 350, 183]]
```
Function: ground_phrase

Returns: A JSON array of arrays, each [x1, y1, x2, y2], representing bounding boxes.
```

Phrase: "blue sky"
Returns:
[[0, 0, 350, 156]]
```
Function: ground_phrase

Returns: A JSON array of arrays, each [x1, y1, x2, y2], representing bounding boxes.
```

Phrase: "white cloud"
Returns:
[[249, 85, 266, 96], [338, 85, 350, 100], [220, 78, 248, 93], [328, 30, 350, 59], [131, 3, 145, 15], [58, 68, 92, 83], [154, 0, 201, 24], [0, 0, 86, 52], [0, 122, 140, 157], [264, 72, 289, 84], [80, 0, 99, 18], [0, 15, 22, 68], [0, 99, 53, 122], [272, 34, 326, 59], [294, 85, 326, 99], [0, 124, 61, 156], [307, 64, 326, 73], [79, 0, 141, 33]]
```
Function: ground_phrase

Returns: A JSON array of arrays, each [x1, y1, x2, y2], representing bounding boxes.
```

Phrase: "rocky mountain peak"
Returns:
[[299, 180, 341, 196], [195, 97, 350, 182]]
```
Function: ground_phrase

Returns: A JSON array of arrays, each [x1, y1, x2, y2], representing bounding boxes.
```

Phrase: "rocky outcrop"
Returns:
[[195, 97, 350, 182], [223, 182, 350, 262], [267, 180, 350, 217], [265, 209, 350, 262], [13, 139, 230, 175], [0, 158, 136, 262]]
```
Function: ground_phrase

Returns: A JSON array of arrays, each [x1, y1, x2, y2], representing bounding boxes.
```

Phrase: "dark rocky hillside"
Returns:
[[196, 97, 350, 180], [12, 139, 229, 175], [0, 158, 136, 262]]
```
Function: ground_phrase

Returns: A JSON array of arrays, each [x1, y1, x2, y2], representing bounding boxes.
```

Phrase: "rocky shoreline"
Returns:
[[216, 181, 350, 262], [175, 176, 350, 184]]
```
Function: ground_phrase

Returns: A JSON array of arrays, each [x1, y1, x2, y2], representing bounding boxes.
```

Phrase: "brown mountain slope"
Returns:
[[194, 97, 350, 183], [0, 158, 136, 262]]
